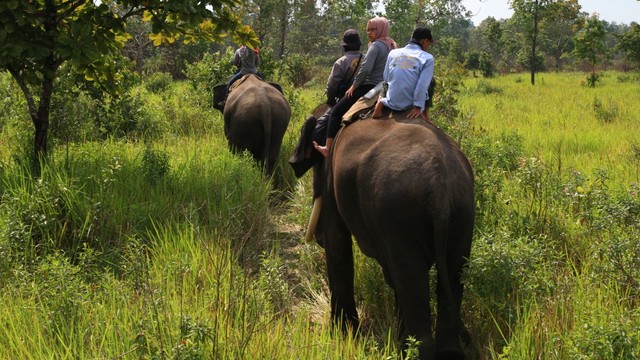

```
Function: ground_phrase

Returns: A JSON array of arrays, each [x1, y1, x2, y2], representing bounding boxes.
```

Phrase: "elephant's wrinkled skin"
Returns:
[[213, 75, 290, 175], [322, 112, 474, 360]]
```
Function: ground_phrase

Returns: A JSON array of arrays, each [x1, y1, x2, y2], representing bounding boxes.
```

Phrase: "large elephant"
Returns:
[[320, 106, 475, 360], [213, 74, 290, 175]]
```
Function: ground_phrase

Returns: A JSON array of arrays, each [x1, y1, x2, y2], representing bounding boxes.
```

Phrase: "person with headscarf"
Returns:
[[372, 26, 435, 120], [314, 16, 397, 157]]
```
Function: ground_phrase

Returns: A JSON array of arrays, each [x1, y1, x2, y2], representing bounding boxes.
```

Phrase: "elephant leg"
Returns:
[[264, 157, 275, 176], [383, 248, 433, 360], [435, 277, 465, 360], [323, 192, 358, 332], [434, 218, 471, 359]]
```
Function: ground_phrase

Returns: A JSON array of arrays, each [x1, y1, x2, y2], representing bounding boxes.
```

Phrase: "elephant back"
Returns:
[[331, 114, 474, 239], [222, 74, 291, 175]]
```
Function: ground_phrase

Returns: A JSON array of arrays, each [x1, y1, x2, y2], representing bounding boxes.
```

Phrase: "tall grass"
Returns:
[[459, 71, 640, 359]]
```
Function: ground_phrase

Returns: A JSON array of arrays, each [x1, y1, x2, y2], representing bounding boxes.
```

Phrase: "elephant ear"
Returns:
[[312, 103, 330, 118], [212, 84, 227, 112], [268, 83, 284, 94]]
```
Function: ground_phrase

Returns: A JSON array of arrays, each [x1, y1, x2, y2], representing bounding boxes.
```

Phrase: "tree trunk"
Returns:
[[530, 0, 539, 85], [9, 54, 58, 174], [32, 56, 57, 172], [278, 0, 288, 59]]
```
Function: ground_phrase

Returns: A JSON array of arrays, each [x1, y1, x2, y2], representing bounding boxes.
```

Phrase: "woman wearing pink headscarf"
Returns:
[[314, 17, 397, 157]]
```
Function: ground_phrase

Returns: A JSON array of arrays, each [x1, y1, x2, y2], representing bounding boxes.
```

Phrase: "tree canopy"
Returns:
[[0, 0, 258, 168]]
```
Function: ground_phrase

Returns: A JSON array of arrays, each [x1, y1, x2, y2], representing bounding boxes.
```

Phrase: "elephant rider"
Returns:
[[327, 29, 364, 108], [372, 26, 434, 121], [313, 16, 397, 158], [289, 29, 364, 242], [218, 45, 262, 107], [289, 29, 364, 179]]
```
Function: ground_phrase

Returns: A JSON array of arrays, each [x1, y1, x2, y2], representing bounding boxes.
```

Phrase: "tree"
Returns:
[[384, 0, 471, 59], [509, 0, 553, 85], [616, 22, 640, 70], [288, 0, 326, 56], [539, 0, 582, 72], [573, 14, 607, 86], [0, 0, 257, 170], [473, 17, 504, 70]]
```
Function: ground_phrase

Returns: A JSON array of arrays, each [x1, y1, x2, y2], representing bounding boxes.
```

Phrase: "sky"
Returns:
[[461, 0, 640, 25]]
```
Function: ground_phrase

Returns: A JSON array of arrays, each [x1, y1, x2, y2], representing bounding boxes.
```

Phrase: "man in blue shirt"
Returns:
[[372, 27, 434, 120]]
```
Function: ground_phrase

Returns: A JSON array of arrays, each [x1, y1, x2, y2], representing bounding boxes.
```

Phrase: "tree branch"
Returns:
[[6, 66, 39, 124]]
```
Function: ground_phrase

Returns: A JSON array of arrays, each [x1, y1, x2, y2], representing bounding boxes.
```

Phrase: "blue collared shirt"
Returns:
[[380, 43, 434, 112]]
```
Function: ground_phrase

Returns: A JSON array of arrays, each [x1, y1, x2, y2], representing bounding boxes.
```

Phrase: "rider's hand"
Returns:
[[406, 107, 425, 119]]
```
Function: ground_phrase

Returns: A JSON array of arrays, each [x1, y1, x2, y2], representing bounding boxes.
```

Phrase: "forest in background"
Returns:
[[121, 0, 639, 82]]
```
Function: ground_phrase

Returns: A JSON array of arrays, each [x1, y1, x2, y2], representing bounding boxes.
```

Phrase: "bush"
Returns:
[[0, 169, 91, 264], [50, 73, 157, 142], [144, 72, 173, 93], [281, 53, 313, 87], [141, 145, 170, 184], [592, 97, 619, 124], [473, 79, 503, 95], [465, 232, 559, 328], [184, 48, 236, 93], [584, 71, 602, 87]]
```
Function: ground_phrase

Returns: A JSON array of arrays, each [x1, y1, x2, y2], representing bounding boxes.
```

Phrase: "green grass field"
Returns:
[[460, 72, 640, 186]]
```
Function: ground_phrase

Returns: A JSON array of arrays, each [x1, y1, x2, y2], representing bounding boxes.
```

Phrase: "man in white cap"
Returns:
[[373, 26, 434, 120]]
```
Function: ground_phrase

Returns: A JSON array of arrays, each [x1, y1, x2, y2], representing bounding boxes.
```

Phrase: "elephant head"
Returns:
[[320, 109, 475, 359], [213, 75, 291, 175]]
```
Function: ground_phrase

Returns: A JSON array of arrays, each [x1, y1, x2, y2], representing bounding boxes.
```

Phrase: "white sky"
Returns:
[[462, 0, 640, 25]]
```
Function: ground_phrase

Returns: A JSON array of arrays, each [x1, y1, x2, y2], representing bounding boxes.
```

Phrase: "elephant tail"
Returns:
[[262, 109, 277, 174], [434, 216, 457, 311]]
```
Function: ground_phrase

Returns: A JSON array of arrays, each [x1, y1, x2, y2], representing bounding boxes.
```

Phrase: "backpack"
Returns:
[[335, 54, 362, 99]]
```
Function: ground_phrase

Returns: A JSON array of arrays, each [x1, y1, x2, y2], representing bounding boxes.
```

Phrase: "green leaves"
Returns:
[[615, 23, 640, 68], [1, 0, 258, 160], [573, 15, 608, 69]]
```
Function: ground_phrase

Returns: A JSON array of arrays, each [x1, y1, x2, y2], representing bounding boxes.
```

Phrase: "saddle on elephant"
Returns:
[[228, 74, 259, 93], [213, 75, 284, 111]]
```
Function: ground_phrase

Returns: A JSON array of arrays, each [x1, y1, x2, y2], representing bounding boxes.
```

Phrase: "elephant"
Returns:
[[319, 104, 475, 360], [212, 74, 290, 175]]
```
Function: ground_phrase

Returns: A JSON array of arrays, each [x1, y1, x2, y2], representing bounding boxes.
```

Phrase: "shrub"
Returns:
[[32, 253, 90, 334], [256, 252, 291, 312], [473, 79, 503, 95], [586, 72, 601, 87], [141, 145, 170, 184], [592, 97, 619, 124], [144, 72, 173, 93], [50, 84, 101, 143], [184, 48, 236, 93], [0, 170, 90, 264], [465, 232, 559, 328], [281, 53, 313, 87]]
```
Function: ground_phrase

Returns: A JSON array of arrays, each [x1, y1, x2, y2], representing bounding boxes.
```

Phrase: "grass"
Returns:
[[459, 72, 640, 186], [1, 70, 639, 359]]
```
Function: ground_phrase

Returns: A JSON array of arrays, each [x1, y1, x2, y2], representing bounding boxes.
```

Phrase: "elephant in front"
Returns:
[[213, 74, 290, 175], [320, 107, 475, 360]]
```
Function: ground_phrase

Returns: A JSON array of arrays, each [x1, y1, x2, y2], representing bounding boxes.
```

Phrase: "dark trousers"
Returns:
[[326, 84, 375, 139]]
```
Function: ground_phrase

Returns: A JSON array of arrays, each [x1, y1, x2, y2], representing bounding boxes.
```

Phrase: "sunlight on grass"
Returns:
[[460, 72, 640, 186]]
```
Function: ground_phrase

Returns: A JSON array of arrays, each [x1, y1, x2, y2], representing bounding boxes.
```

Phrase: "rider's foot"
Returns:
[[313, 141, 329, 158]]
